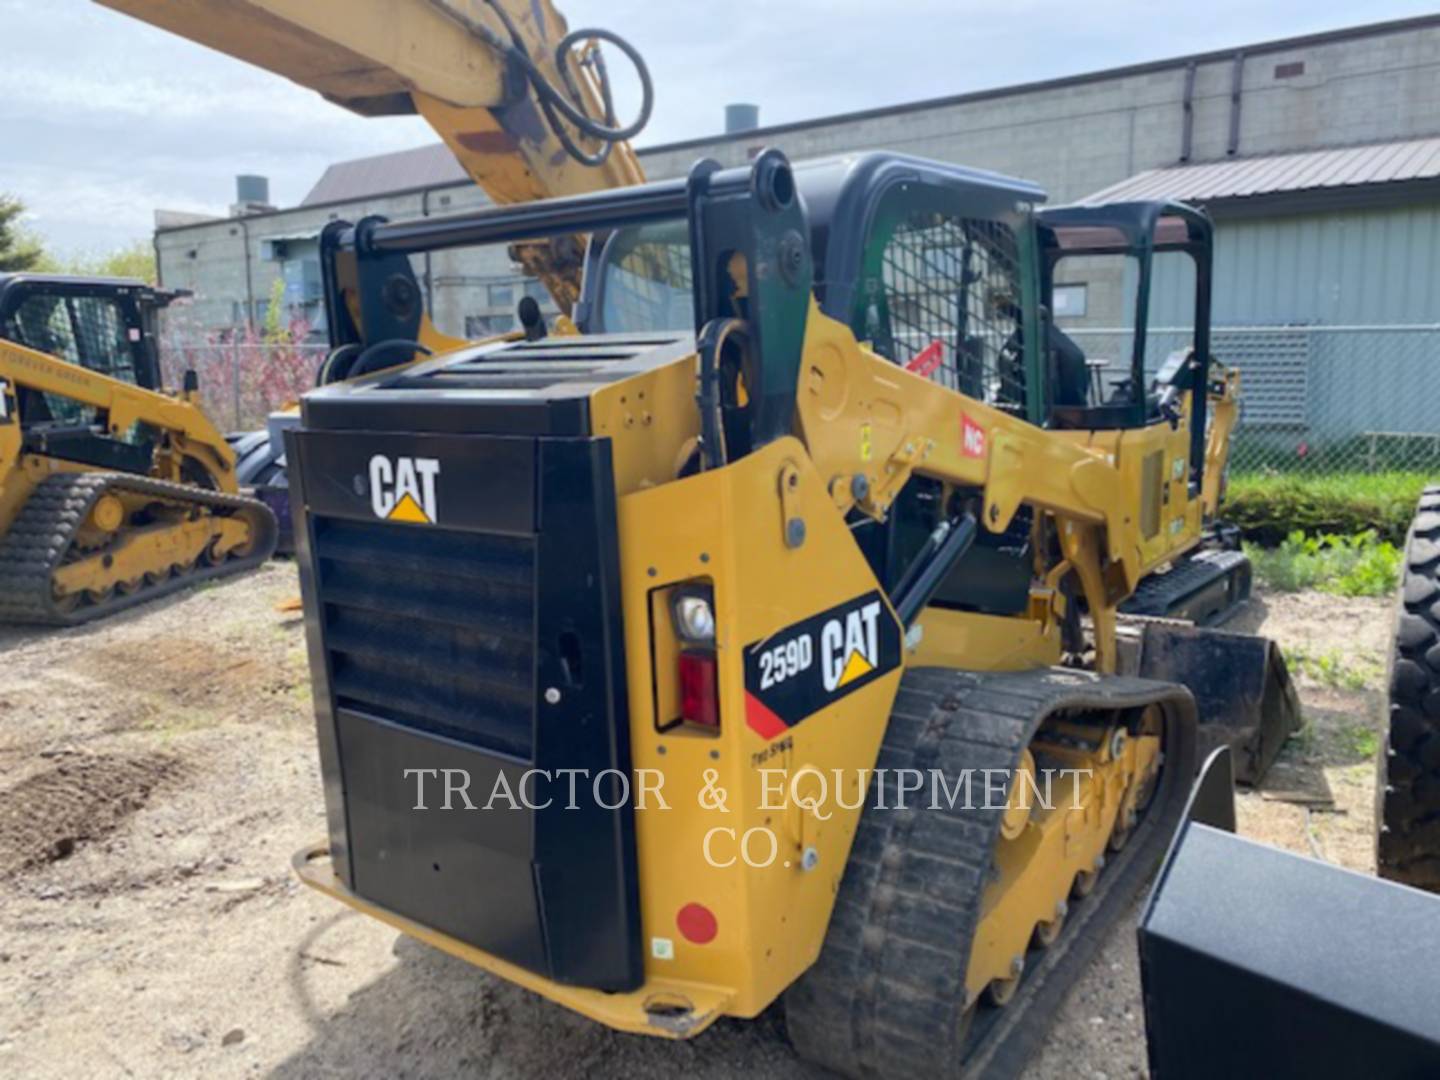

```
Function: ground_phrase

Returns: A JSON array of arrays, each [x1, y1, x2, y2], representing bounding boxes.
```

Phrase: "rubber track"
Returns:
[[1120, 548, 1250, 625], [784, 666, 1197, 1080], [0, 472, 277, 626], [1377, 484, 1440, 892]]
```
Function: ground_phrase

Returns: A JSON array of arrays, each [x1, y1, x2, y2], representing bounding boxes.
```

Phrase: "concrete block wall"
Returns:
[[157, 184, 549, 341], [639, 19, 1440, 203]]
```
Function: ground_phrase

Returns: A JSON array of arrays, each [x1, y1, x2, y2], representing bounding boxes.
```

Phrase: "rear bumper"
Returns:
[[292, 844, 736, 1039]]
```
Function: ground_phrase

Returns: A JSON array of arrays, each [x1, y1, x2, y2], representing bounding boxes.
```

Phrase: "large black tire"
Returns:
[[1377, 485, 1440, 892]]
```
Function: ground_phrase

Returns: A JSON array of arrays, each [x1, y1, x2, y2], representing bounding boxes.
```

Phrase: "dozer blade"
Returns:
[[1118, 621, 1300, 784]]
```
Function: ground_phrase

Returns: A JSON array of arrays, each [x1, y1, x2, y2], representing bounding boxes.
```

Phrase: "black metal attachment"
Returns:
[[1180, 745, 1238, 832], [517, 295, 546, 341], [1139, 747, 1440, 1077], [891, 513, 978, 627], [686, 148, 815, 451], [317, 216, 429, 353]]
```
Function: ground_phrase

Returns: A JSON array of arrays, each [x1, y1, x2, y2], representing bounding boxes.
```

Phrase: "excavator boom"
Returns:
[[96, 0, 650, 310]]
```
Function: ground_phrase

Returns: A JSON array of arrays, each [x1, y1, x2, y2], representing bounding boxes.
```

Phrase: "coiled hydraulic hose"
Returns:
[[427, 0, 654, 168]]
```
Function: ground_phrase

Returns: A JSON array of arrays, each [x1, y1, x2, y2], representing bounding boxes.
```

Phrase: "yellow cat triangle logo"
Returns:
[[387, 492, 432, 524], [837, 649, 875, 688]]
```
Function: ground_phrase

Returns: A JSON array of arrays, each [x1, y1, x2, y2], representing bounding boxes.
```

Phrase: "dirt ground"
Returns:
[[0, 565, 1392, 1079]]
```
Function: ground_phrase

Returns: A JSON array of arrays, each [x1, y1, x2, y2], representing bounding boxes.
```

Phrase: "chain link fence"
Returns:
[[1068, 325, 1440, 475], [158, 341, 328, 432], [157, 326, 1440, 475]]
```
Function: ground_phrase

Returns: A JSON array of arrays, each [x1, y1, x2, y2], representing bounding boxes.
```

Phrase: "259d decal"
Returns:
[[743, 590, 902, 740]]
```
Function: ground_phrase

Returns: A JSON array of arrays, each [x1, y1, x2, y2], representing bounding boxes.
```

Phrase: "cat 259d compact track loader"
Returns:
[[0, 275, 276, 625], [96, 1, 1296, 1072], [272, 149, 1299, 1077]]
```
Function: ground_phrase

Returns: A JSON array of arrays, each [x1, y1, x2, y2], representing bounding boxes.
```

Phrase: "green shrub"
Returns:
[[1245, 529, 1400, 597], [1226, 471, 1433, 546]]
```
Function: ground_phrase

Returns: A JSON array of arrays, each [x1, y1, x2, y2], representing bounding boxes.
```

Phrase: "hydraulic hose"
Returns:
[[428, 0, 654, 167]]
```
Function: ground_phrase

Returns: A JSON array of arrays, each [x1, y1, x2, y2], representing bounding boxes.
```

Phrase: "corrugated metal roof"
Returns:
[[1084, 136, 1440, 205], [301, 143, 469, 206]]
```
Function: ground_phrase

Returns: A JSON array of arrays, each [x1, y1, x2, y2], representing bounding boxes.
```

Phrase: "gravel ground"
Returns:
[[0, 565, 1392, 1079]]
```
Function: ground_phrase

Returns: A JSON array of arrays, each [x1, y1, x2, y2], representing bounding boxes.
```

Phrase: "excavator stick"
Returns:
[[1118, 620, 1301, 784]]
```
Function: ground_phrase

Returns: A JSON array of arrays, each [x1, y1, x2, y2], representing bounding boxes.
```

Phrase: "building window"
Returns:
[[1274, 61, 1305, 79], [487, 283, 514, 309], [1052, 283, 1087, 319], [465, 314, 515, 338], [523, 279, 549, 303]]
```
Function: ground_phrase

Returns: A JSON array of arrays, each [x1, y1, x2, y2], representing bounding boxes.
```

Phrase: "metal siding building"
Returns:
[[1089, 136, 1440, 325], [1203, 204, 1440, 325]]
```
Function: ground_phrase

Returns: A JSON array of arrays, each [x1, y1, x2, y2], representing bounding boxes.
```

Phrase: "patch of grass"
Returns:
[[1285, 645, 1380, 692], [1226, 470, 1432, 546], [1245, 530, 1400, 597], [1342, 724, 1378, 760]]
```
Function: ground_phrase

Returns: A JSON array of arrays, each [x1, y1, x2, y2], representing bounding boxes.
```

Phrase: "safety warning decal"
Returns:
[[742, 590, 902, 740], [0, 377, 12, 424], [905, 340, 945, 378]]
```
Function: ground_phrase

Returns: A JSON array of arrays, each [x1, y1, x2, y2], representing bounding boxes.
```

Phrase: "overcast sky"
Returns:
[[3, 0, 1436, 255]]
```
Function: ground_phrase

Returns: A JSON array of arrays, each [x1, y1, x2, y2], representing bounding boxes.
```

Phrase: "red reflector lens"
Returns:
[[678, 650, 719, 728], [677, 902, 718, 944]]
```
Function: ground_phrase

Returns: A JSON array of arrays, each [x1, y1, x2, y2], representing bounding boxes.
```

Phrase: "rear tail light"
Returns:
[[678, 650, 720, 729]]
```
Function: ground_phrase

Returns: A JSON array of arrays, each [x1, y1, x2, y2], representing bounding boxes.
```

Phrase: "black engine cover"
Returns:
[[287, 419, 641, 992]]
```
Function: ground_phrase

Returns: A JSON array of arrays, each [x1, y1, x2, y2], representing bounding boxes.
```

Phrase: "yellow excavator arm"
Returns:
[[96, 0, 651, 310]]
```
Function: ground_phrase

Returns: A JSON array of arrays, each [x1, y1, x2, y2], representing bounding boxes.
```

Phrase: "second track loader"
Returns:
[[0, 274, 276, 625]]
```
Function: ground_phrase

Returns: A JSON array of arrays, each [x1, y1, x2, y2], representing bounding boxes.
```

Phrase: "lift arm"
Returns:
[[0, 337, 238, 493], [96, 0, 651, 312]]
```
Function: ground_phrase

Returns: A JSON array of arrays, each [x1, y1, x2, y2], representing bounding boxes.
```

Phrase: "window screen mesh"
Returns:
[[5, 294, 135, 382], [70, 297, 136, 383], [876, 214, 1025, 410], [3, 293, 138, 427]]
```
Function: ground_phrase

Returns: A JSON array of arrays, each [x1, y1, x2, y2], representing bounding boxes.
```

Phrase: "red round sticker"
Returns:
[[676, 902, 718, 944]]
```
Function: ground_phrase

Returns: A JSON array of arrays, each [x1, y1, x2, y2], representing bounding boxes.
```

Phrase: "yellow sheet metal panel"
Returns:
[[616, 437, 905, 1017]]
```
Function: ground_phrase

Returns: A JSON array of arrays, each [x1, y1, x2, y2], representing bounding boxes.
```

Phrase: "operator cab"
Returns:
[[1035, 202, 1214, 435], [579, 152, 1049, 423], [0, 275, 183, 472], [577, 162, 1216, 451]]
